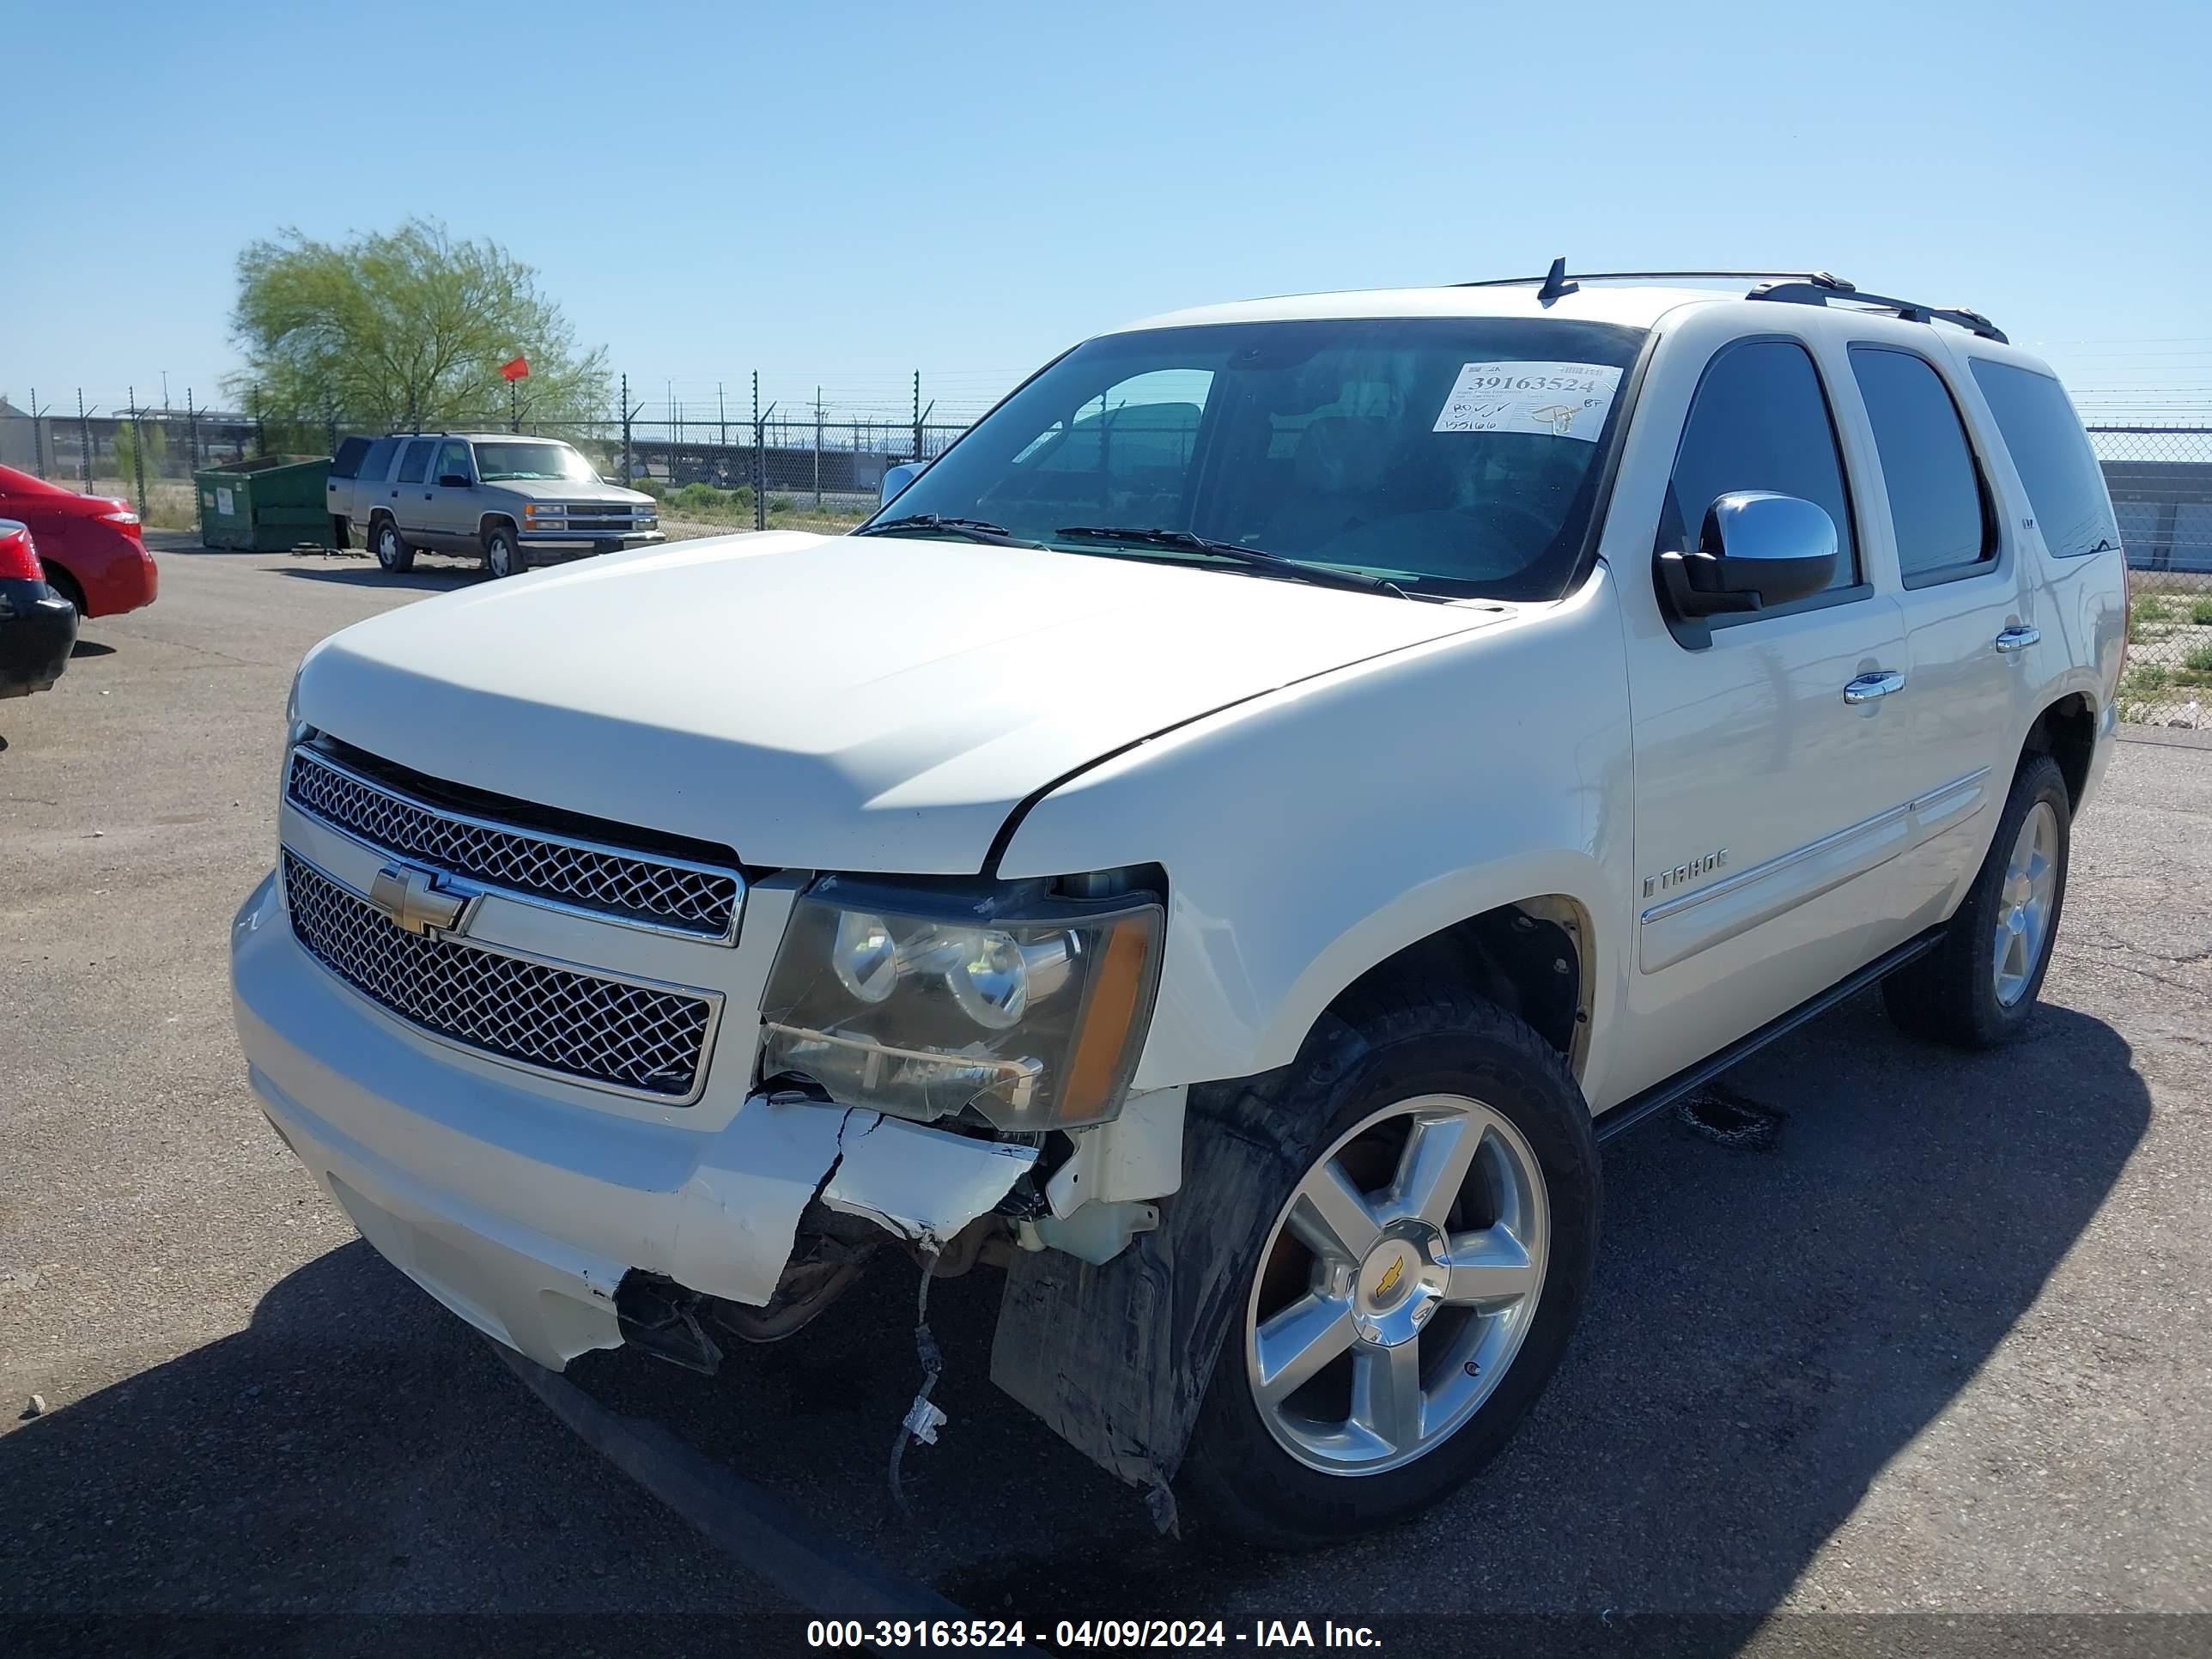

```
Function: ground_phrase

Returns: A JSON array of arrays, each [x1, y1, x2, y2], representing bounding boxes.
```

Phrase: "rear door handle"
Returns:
[[1844, 670, 1907, 705], [1995, 625, 2041, 653]]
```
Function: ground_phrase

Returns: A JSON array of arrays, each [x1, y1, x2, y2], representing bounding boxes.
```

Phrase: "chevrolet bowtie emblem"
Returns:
[[368, 861, 472, 937]]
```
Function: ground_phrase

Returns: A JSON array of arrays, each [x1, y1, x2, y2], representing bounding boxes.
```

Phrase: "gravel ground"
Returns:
[[3, 537, 2207, 1654]]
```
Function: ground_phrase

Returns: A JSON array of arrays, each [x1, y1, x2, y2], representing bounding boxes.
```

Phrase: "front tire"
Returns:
[[371, 517, 415, 574], [483, 523, 525, 579], [1883, 752, 2071, 1048], [1181, 988, 1599, 1547]]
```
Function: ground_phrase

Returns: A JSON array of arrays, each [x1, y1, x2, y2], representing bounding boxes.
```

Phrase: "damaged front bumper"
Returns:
[[229, 872, 1036, 1370]]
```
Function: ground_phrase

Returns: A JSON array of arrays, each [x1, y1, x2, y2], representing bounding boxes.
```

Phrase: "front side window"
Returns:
[[1850, 347, 1991, 583], [393, 440, 432, 485], [434, 441, 471, 483], [1659, 338, 1859, 603], [1967, 360, 2119, 558], [472, 441, 598, 483], [868, 317, 1649, 600]]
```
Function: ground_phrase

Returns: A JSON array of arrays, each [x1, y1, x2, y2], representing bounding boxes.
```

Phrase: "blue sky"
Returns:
[[5, 0, 2208, 425]]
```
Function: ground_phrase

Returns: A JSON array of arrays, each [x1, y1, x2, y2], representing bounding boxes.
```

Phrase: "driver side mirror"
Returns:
[[880, 459, 928, 506], [1656, 490, 1837, 619], [437, 473, 472, 489]]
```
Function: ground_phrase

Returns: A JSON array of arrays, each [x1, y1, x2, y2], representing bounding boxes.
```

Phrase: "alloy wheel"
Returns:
[[1993, 799, 2059, 1006], [1243, 1093, 1549, 1476]]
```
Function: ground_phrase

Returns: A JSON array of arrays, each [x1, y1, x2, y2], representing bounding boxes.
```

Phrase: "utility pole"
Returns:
[[185, 388, 199, 471], [161, 369, 170, 411], [813, 386, 823, 507], [718, 381, 727, 460], [76, 389, 93, 492], [27, 388, 46, 477]]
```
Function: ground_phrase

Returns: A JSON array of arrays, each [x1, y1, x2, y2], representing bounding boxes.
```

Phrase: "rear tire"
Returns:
[[40, 563, 87, 617], [1180, 986, 1599, 1548], [371, 517, 415, 574], [1882, 753, 2070, 1048], [483, 523, 525, 579]]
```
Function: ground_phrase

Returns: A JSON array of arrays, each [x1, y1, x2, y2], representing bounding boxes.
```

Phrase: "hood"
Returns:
[[478, 477, 652, 505], [295, 532, 1504, 872]]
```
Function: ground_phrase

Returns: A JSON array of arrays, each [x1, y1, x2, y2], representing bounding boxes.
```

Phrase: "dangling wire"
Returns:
[[887, 1245, 945, 1517]]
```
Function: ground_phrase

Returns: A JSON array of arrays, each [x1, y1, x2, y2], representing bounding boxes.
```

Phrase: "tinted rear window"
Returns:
[[1850, 347, 1991, 584], [1968, 361, 2118, 557], [360, 437, 399, 483], [331, 436, 371, 480]]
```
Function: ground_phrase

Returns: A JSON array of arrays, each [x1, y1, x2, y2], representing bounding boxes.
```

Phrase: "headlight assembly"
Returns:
[[758, 874, 1163, 1131]]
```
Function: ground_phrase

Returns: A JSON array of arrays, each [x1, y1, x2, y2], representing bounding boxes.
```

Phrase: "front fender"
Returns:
[[998, 568, 1637, 1100]]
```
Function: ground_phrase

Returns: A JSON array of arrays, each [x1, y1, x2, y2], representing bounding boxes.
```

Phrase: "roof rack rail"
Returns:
[[1456, 262, 2008, 343], [1460, 265, 1855, 292], [1747, 279, 2008, 343]]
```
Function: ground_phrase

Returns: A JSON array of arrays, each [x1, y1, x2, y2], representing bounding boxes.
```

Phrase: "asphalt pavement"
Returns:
[[3, 537, 2207, 1654]]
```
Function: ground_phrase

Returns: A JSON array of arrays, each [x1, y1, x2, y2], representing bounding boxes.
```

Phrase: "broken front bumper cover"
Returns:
[[228, 872, 1036, 1370]]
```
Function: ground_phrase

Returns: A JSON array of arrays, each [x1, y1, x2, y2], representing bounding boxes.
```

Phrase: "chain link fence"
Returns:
[[0, 375, 998, 538], [2098, 427, 2212, 727]]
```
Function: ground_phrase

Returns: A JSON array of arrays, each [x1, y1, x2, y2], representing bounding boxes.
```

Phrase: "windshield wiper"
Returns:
[[1054, 526, 1409, 598], [854, 514, 1047, 549]]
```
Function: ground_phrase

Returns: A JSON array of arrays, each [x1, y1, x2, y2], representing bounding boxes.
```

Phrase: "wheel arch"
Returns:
[[1321, 893, 1595, 1080], [2021, 690, 2096, 810], [39, 557, 87, 616], [1232, 852, 1612, 1093], [477, 511, 520, 541]]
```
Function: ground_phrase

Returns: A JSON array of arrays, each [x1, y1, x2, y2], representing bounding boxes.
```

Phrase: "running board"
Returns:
[[1593, 927, 1943, 1145]]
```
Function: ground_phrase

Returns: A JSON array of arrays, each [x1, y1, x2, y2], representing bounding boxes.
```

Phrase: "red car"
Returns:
[[0, 464, 159, 619]]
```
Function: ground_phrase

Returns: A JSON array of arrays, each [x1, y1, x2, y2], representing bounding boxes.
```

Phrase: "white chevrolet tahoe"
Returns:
[[232, 269, 2125, 1547]]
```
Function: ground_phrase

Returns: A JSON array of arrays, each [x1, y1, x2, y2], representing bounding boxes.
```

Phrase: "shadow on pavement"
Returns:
[[273, 565, 483, 594], [0, 994, 2151, 1641], [69, 639, 116, 659]]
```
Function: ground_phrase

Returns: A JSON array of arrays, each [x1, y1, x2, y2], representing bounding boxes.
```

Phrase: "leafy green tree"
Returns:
[[228, 219, 610, 431], [111, 419, 167, 483]]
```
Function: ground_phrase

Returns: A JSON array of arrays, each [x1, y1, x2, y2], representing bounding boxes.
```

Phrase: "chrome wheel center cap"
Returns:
[[1352, 1226, 1449, 1347]]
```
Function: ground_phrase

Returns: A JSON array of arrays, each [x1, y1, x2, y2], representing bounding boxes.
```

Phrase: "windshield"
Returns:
[[471, 441, 599, 483], [864, 316, 1647, 600]]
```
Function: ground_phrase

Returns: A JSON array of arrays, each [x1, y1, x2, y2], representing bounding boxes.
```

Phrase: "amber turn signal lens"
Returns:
[[1059, 916, 1155, 1120]]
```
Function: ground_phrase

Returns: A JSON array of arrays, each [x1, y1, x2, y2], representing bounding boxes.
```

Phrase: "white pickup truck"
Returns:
[[232, 270, 2124, 1547]]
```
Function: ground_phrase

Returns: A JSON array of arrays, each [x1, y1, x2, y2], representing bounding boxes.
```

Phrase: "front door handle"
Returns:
[[1844, 670, 1908, 705], [1995, 624, 2041, 653]]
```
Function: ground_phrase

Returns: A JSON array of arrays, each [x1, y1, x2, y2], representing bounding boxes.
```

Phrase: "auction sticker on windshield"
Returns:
[[1433, 361, 1623, 441]]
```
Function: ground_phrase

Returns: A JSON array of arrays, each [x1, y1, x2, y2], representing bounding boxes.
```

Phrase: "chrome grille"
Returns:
[[287, 748, 739, 939], [282, 852, 716, 1100]]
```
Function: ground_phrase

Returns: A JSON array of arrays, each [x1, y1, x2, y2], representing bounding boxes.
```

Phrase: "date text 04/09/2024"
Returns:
[[804, 1619, 1384, 1649]]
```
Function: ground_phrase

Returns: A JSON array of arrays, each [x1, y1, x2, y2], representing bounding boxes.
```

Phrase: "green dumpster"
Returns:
[[193, 455, 332, 550]]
